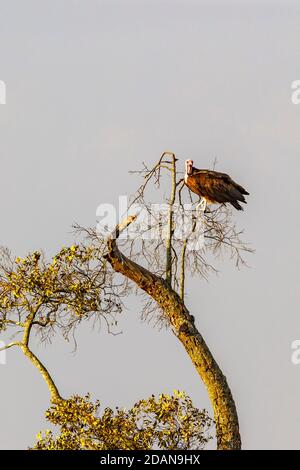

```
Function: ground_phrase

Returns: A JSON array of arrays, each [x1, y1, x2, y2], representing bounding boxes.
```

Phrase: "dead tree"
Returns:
[[84, 152, 252, 449]]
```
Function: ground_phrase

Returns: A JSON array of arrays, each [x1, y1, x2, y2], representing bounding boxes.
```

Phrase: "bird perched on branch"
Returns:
[[184, 159, 249, 211]]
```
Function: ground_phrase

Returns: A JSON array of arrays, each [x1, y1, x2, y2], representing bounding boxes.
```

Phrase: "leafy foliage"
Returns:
[[33, 391, 212, 450], [0, 244, 125, 341]]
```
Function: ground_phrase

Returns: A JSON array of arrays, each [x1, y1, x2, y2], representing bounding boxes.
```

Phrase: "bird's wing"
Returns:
[[197, 170, 249, 195], [190, 170, 248, 203]]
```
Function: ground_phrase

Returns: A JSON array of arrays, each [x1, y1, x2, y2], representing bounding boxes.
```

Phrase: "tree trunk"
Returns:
[[105, 220, 241, 450]]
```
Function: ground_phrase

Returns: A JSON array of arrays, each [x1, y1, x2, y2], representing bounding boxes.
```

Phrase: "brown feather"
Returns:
[[185, 167, 249, 210]]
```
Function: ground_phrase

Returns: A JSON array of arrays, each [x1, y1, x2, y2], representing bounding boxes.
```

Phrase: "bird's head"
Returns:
[[185, 159, 193, 176]]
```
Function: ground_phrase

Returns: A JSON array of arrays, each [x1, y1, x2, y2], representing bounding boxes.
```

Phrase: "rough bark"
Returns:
[[105, 216, 241, 450]]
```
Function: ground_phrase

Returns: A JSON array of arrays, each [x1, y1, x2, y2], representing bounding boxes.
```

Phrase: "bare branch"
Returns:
[[0, 341, 20, 352], [165, 154, 177, 286]]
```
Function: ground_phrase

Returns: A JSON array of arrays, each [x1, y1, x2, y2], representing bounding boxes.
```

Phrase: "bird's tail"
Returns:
[[230, 200, 244, 211]]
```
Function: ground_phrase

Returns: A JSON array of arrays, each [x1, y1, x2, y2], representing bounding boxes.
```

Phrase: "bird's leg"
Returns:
[[196, 197, 207, 213], [204, 204, 211, 214], [196, 196, 202, 211]]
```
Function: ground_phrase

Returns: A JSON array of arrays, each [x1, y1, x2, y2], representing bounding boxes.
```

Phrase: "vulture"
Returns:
[[184, 159, 249, 211]]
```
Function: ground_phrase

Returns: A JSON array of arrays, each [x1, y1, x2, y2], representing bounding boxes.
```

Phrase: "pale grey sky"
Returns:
[[0, 0, 300, 449]]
